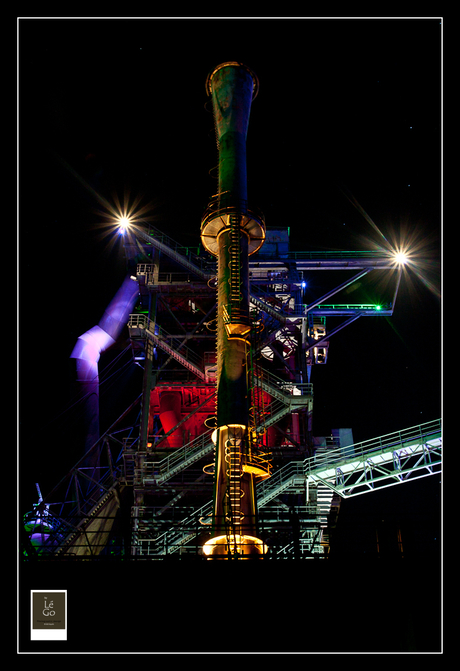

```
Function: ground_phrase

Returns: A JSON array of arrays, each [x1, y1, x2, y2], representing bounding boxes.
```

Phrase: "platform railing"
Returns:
[[256, 419, 441, 504], [27, 419, 441, 558], [141, 429, 214, 484], [309, 418, 441, 470]]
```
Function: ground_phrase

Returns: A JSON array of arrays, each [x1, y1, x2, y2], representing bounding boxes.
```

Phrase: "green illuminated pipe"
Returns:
[[206, 62, 257, 205]]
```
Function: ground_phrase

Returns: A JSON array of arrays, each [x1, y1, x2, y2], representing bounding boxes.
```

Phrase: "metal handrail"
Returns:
[[257, 249, 393, 260], [256, 367, 313, 398], [256, 419, 441, 505], [141, 429, 214, 482], [133, 419, 441, 555], [139, 396, 292, 485], [308, 418, 442, 472], [128, 315, 204, 370]]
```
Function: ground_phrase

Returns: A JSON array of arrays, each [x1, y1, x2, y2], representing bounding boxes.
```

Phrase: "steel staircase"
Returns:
[[135, 419, 441, 556], [135, 396, 298, 489], [128, 314, 206, 380]]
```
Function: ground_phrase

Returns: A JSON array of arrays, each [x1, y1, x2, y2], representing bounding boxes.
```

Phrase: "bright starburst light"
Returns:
[[340, 187, 440, 302], [92, 189, 156, 258], [392, 250, 409, 266], [117, 215, 131, 235]]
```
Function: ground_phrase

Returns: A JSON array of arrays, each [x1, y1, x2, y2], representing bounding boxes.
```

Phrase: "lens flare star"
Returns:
[[393, 250, 408, 265], [117, 216, 131, 235], [340, 187, 440, 303], [93, 189, 156, 259]]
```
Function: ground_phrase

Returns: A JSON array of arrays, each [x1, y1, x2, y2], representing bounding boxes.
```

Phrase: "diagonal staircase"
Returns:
[[128, 314, 206, 380], [137, 419, 441, 556]]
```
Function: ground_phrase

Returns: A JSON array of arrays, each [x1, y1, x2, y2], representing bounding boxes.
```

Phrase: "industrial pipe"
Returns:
[[70, 275, 139, 458], [200, 63, 269, 559]]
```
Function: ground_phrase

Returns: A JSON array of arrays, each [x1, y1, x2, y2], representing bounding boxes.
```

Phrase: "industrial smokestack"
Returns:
[[200, 63, 270, 559], [70, 275, 139, 463]]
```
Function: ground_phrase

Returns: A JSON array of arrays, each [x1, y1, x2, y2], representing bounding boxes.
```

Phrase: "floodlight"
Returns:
[[393, 251, 408, 265]]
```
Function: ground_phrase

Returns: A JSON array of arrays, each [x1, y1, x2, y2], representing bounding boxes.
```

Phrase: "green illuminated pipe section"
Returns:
[[206, 62, 256, 205]]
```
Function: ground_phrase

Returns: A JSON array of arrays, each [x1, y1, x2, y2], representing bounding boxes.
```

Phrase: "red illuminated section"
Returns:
[[147, 384, 216, 449]]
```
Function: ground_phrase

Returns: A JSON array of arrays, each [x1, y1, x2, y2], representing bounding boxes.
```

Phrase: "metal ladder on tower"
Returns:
[[225, 431, 244, 554], [228, 213, 243, 325]]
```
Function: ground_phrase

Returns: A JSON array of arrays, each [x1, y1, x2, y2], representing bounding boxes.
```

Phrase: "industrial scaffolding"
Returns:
[[23, 221, 440, 560]]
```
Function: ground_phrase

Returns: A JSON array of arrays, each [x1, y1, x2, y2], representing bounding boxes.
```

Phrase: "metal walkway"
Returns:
[[309, 418, 442, 496], [134, 225, 214, 281], [133, 419, 441, 557], [257, 418, 442, 502], [25, 418, 441, 558]]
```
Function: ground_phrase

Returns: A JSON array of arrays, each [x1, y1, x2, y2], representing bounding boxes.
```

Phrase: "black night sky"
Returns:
[[18, 17, 442, 653]]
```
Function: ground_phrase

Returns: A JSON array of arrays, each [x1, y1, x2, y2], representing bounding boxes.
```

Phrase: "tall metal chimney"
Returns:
[[200, 62, 270, 559]]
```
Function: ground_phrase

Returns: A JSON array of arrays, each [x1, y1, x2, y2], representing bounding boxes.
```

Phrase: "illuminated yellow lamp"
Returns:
[[210, 423, 272, 476], [203, 534, 267, 559]]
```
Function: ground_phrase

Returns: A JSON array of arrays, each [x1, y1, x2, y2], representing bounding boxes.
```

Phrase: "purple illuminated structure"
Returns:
[[70, 275, 139, 463]]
